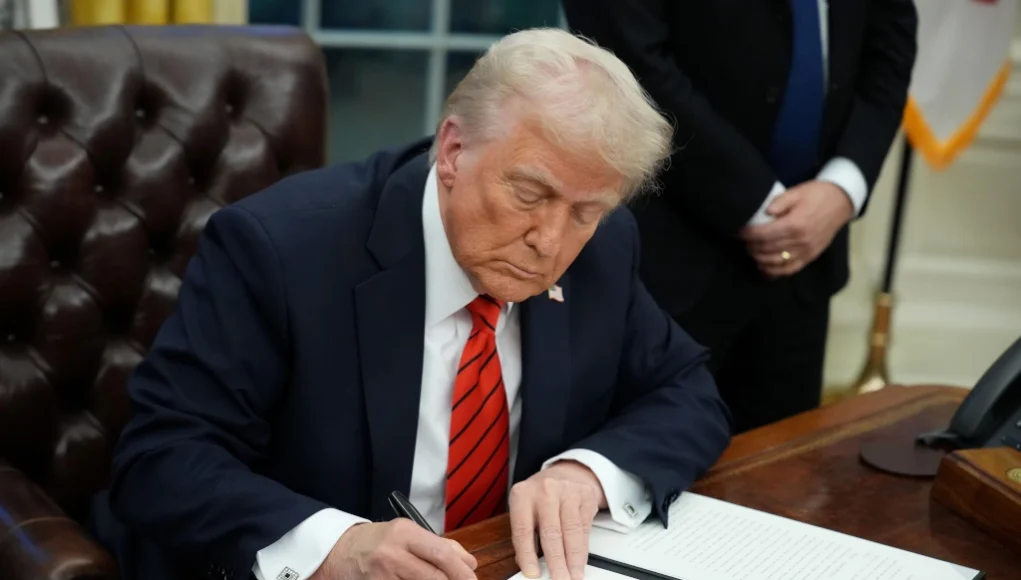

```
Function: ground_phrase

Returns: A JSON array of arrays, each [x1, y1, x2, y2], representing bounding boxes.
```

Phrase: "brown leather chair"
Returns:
[[0, 24, 326, 580]]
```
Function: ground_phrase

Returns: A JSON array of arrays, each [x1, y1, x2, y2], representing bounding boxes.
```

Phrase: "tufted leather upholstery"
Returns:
[[0, 25, 326, 579]]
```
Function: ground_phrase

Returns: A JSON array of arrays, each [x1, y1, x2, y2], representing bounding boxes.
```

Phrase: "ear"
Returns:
[[435, 116, 464, 190]]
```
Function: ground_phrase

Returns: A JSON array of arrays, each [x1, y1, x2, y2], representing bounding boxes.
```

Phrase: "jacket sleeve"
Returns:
[[832, 0, 918, 216], [108, 205, 330, 576], [563, 0, 779, 236], [569, 212, 733, 526]]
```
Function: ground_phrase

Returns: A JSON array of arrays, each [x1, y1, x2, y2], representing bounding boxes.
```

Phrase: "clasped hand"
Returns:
[[741, 180, 854, 278], [313, 461, 606, 580]]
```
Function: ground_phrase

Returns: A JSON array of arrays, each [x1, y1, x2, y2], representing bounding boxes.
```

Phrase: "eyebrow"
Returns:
[[507, 166, 620, 208], [507, 166, 560, 191]]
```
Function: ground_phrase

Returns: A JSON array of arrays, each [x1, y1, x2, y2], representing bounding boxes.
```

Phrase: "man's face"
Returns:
[[435, 116, 622, 303]]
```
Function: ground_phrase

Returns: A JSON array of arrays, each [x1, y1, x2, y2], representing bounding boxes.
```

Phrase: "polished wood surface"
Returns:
[[448, 386, 1021, 579], [932, 447, 1021, 555]]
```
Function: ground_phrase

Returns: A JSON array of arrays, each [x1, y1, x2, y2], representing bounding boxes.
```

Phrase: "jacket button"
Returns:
[[765, 86, 780, 104]]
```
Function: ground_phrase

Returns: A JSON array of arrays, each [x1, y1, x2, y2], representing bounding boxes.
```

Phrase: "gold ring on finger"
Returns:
[[780, 250, 792, 262]]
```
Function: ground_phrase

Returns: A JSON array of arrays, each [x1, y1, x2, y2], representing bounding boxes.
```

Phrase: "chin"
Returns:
[[476, 273, 546, 303]]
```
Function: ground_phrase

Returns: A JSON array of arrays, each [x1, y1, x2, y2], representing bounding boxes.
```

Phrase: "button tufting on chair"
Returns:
[[0, 24, 327, 580]]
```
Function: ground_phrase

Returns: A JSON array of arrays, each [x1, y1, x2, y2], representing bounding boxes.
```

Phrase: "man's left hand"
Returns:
[[509, 460, 607, 580], [741, 181, 855, 278]]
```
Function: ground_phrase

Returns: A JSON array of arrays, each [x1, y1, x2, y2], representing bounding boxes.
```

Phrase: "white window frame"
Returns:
[[300, 0, 567, 135]]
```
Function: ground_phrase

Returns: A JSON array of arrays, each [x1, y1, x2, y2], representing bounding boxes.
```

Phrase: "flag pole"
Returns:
[[851, 135, 914, 394]]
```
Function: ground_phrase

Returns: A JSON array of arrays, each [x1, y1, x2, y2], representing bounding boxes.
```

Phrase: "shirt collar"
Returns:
[[422, 165, 513, 328]]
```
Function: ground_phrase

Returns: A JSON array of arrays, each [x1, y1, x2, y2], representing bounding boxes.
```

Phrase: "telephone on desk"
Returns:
[[857, 337, 1021, 555], [920, 338, 1021, 557], [860, 336, 1021, 477], [918, 335, 1021, 451]]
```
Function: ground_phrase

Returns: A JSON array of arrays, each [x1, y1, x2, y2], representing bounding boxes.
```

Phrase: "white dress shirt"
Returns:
[[253, 166, 650, 580], [746, 0, 869, 227]]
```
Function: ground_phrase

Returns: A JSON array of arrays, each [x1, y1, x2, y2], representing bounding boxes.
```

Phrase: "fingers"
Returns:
[[445, 538, 478, 570], [404, 523, 477, 580], [750, 249, 793, 269], [743, 197, 810, 245], [511, 473, 603, 580], [747, 235, 797, 256], [741, 218, 796, 244], [560, 496, 590, 580], [510, 488, 541, 579], [392, 551, 449, 580], [758, 255, 805, 278], [580, 494, 600, 535], [766, 189, 802, 217], [537, 491, 570, 580]]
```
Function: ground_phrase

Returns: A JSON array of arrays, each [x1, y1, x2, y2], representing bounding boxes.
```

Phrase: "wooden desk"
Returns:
[[448, 386, 1021, 579]]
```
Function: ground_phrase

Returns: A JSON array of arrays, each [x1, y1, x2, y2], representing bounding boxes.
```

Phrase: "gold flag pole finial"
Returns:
[[852, 291, 892, 394]]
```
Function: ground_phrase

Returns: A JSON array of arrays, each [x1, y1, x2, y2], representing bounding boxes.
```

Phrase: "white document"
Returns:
[[509, 561, 632, 580], [588, 493, 981, 580]]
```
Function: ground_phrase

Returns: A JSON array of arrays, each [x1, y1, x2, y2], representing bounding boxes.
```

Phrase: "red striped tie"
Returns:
[[444, 295, 510, 531]]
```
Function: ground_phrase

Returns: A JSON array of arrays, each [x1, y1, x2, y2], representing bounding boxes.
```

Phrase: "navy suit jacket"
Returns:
[[93, 139, 732, 579]]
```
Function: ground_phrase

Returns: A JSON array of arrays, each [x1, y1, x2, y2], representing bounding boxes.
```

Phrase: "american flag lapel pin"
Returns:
[[547, 284, 564, 303]]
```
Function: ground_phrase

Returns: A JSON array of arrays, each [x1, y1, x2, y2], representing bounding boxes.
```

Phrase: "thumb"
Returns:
[[766, 189, 801, 217]]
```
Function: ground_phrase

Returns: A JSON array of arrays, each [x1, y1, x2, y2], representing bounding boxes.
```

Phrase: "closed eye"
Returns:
[[513, 186, 544, 205], [573, 204, 606, 224]]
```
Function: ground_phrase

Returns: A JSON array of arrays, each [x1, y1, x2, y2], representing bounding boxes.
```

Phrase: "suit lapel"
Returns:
[[355, 153, 430, 521], [514, 274, 572, 483]]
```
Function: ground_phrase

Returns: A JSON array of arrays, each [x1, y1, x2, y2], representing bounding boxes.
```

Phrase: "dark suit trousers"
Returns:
[[672, 270, 830, 434]]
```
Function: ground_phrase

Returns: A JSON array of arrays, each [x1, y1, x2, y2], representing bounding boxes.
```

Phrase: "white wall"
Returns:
[[825, 17, 1021, 389]]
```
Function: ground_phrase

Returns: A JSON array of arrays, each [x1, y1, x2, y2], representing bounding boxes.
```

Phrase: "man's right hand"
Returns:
[[311, 520, 478, 580]]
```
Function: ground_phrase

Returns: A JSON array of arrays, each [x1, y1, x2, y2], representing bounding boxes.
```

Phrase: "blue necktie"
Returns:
[[768, 0, 825, 186]]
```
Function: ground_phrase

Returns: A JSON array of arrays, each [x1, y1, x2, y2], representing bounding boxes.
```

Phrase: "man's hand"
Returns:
[[510, 461, 607, 580], [311, 519, 477, 580], [741, 181, 855, 278]]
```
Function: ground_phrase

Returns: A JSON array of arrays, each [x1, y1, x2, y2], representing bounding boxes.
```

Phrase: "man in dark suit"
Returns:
[[90, 29, 731, 580], [563, 0, 918, 432]]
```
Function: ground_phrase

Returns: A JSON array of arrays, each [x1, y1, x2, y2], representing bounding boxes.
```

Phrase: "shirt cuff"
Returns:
[[745, 181, 787, 226], [817, 156, 868, 218], [543, 449, 651, 533], [252, 508, 367, 580]]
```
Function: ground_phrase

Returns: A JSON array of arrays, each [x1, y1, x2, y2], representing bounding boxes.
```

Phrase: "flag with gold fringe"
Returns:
[[903, 0, 1019, 169], [70, 0, 228, 25]]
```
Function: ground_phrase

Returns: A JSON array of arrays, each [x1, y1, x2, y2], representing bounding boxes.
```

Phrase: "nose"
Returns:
[[524, 203, 570, 258]]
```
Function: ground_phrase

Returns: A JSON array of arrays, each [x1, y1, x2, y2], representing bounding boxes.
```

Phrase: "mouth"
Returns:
[[501, 261, 541, 280]]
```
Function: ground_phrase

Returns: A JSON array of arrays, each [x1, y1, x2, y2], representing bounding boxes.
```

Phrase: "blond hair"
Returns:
[[430, 28, 673, 200]]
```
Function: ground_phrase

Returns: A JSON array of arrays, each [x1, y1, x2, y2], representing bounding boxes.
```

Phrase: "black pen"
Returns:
[[388, 490, 436, 534]]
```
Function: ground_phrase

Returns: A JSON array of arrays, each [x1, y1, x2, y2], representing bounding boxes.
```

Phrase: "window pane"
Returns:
[[321, 0, 431, 31], [450, 0, 560, 35], [248, 0, 300, 25], [324, 49, 428, 163]]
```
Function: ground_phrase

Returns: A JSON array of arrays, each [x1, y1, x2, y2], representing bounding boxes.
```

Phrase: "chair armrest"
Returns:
[[0, 461, 118, 580]]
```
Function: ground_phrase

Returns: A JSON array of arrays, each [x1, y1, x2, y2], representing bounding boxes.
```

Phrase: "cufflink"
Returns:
[[623, 501, 637, 518], [277, 568, 300, 580]]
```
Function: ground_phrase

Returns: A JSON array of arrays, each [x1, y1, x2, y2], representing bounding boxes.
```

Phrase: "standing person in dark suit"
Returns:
[[89, 28, 731, 580], [563, 0, 918, 432]]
